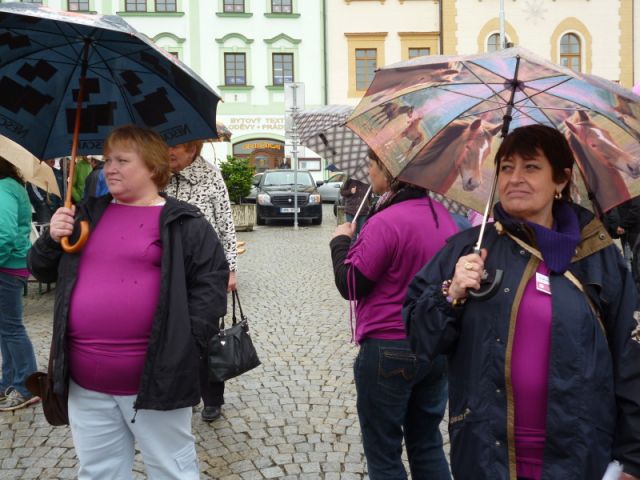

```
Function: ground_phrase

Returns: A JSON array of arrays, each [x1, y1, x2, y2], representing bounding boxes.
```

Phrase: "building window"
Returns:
[[408, 47, 430, 59], [272, 53, 294, 85], [224, 53, 246, 86], [356, 48, 377, 91], [272, 0, 292, 13], [68, 0, 90, 10], [487, 33, 501, 52], [560, 33, 581, 71], [155, 0, 177, 11], [125, 0, 146, 12], [223, 0, 244, 12]]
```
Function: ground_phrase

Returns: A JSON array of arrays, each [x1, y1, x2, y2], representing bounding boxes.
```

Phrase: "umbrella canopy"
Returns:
[[0, 3, 220, 159], [292, 105, 370, 182], [347, 47, 640, 215], [0, 135, 60, 197]]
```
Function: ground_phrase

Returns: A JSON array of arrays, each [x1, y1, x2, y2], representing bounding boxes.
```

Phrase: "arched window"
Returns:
[[560, 33, 581, 71], [487, 33, 501, 52]]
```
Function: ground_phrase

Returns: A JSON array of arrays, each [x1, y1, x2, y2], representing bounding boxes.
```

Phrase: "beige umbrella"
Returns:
[[0, 135, 61, 198]]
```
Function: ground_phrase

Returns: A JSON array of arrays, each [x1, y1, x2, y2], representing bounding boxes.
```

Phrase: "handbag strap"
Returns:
[[219, 290, 247, 331], [233, 290, 247, 322]]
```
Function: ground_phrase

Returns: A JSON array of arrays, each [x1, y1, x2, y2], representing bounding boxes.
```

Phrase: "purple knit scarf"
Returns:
[[494, 201, 581, 273]]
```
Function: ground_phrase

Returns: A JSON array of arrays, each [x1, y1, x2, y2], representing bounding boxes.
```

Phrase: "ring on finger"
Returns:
[[464, 262, 474, 271]]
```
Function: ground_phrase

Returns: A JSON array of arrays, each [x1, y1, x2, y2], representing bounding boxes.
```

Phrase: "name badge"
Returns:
[[536, 272, 551, 295]]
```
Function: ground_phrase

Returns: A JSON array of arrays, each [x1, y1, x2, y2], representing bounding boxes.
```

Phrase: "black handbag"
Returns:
[[25, 340, 69, 426], [208, 290, 261, 383]]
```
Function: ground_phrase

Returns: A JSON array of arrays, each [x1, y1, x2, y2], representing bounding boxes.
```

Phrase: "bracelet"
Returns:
[[441, 279, 467, 307]]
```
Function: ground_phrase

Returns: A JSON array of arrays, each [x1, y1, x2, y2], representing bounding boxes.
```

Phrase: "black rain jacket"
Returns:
[[404, 203, 640, 479], [28, 194, 229, 411]]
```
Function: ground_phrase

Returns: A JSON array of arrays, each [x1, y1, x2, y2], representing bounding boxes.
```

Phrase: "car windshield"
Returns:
[[263, 171, 313, 186], [327, 173, 346, 183]]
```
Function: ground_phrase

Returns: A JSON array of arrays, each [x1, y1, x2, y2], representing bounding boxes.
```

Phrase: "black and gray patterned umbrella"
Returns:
[[292, 105, 369, 182], [0, 3, 221, 251]]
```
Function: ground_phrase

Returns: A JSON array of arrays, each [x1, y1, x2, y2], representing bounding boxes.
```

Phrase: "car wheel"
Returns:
[[312, 216, 323, 225], [256, 213, 265, 225]]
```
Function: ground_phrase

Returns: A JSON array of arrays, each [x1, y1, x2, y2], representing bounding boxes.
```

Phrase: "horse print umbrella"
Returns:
[[346, 47, 640, 218], [0, 3, 221, 251]]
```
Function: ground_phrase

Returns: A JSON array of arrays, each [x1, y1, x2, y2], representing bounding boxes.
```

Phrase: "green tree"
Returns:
[[220, 155, 255, 204]]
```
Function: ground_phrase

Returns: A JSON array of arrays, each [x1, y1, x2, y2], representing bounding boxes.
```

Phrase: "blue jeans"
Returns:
[[0, 272, 38, 397], [354, 338, 451, 480]]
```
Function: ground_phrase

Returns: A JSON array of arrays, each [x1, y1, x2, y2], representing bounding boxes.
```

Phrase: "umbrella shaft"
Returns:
[[351, 186, 372, 225], [65, 40, 91, 208]]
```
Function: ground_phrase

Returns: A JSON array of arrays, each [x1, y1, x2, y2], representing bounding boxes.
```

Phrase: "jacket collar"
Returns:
[[78, 192, 203, 227], [173, 156, 206, 185], [494, 202, 612, 263]]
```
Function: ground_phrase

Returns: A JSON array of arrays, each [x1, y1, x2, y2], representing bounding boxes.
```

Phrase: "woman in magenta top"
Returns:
[[330, 149, 458, 479], [29, 125, 229, 479], [404, 125, 640, 480]]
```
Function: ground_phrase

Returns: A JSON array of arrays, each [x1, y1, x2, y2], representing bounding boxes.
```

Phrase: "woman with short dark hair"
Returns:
[[404, 125, 640, 479]]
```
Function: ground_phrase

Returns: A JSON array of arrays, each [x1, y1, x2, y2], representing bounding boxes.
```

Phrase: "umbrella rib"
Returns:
[[81, 40, 219, 138], [90, 44, 139, 121], [519, 79, 640, 140]]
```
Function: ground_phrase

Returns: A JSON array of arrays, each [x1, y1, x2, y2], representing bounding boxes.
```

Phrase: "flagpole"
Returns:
[[499, 0, 505, 49]]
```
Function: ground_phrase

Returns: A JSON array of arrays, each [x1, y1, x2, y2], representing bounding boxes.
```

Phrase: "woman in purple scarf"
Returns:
[[404, 125, 640, 480]]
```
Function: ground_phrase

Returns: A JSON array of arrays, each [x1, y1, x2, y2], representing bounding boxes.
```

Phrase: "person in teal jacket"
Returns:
[[0, 157, 39, 411]]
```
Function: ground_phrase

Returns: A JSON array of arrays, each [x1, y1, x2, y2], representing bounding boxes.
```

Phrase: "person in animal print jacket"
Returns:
[[166, 140, 238, 424]]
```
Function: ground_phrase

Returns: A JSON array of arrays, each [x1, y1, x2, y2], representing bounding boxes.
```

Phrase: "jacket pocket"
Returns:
[[448, 409, 496, 479]]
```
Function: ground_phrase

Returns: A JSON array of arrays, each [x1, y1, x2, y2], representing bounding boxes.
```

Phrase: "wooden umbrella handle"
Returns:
[[61, 220, 89, 253], [61, 40, 91, 254]]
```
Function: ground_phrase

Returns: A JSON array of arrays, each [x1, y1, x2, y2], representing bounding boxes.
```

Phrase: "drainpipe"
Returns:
[[439, 0, 444, 54], [322, 0, 328, 104]]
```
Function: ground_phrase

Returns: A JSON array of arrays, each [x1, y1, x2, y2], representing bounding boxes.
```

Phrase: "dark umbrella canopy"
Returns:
[[0, 3, 220, 159], [347, 47, 640, 215]]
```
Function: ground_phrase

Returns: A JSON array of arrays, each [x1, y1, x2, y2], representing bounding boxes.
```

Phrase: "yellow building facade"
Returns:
[[328, 0, 635, 106]]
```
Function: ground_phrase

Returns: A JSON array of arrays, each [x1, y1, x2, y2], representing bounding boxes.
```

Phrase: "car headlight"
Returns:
[[308, 194, 321, 205], [257, 193, 272, 206]]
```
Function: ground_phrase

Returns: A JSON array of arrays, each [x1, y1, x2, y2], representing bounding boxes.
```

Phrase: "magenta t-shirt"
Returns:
[[345, 198, 458, 343], [68, 203, 163, 395], [511, 263, 553, 479]]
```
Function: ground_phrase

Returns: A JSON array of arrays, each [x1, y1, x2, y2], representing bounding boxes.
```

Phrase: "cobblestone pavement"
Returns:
[[1, 204, 449, 479]]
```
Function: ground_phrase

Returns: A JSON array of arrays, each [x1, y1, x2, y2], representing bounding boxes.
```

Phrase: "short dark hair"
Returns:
[[495, 124, 574, 200]]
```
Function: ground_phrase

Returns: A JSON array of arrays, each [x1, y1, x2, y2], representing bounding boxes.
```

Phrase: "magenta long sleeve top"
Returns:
[[511, 263, 553, 480], [67, 203, 163, 395]]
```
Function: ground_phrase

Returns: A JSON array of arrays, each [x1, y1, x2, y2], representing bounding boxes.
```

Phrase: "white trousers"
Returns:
[[68, 380, 199, 480]]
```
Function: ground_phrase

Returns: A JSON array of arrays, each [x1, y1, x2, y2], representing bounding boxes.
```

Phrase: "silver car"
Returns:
[[243, 173, 263, 203], [317, 172, 347, 203]]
